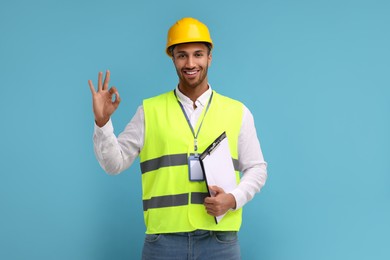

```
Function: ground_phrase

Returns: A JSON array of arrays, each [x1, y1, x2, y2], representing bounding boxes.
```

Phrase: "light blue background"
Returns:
[[1, 0, 389, 259]]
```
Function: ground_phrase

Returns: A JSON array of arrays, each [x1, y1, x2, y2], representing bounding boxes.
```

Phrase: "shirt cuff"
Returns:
[[230, 189, 246, 210], [94, 118, 114, 136]]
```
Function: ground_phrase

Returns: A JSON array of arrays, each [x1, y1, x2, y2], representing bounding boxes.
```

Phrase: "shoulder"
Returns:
[[213, 91, 244, 108], [143, 90, 175, 106]]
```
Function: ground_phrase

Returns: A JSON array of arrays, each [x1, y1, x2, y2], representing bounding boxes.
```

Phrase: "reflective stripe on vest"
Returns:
[[143, 192, 209, 211], [140, 153, 239, 174], [140, 90, 243, 234]]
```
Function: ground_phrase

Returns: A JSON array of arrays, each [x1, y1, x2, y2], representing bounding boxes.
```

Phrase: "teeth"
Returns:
[[186, 71, 197, 75]]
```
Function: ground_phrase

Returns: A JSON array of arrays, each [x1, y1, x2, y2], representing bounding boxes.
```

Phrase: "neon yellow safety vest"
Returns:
[[140, 90, 243, 234]]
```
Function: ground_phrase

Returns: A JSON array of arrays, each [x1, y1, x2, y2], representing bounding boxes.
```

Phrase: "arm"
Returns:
[[231, 105, 268, 209], [204, 106, 267, 216], [93, 107, 144, 174], [89, 71, 143, 174]]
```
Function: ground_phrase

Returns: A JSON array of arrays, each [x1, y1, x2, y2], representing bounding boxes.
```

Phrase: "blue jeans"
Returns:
[[141, 230, 241, 260]]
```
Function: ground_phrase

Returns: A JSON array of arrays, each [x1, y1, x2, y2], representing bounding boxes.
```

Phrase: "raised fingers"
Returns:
[[103, 70, 110, 90], [88, 80, 96, 94], [98, 71, 103, 91]]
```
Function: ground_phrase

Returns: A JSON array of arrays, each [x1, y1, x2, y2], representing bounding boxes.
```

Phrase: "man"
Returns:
[[89, 17, 267, 260]]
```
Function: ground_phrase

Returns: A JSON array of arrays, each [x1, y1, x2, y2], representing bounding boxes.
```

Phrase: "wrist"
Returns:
[[228, 193, 237, 210], [95, 117, 110, 127]]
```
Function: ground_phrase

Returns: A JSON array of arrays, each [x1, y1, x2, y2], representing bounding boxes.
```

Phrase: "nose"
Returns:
[[185, 56, 195, 68]]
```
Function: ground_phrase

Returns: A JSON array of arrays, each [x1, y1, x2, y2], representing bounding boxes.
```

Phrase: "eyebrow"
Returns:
[[175, 49, 205, 55]]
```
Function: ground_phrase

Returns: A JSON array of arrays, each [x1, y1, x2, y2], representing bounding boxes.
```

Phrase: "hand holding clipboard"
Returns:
[[199, 132, 237, 223]]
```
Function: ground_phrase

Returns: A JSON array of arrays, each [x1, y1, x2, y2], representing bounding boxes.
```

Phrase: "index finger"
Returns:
[[88, 80, 96, 94], [204, 196, 215, 204]]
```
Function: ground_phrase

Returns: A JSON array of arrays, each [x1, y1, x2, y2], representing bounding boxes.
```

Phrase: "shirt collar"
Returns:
[[175, 84, 213, 107]]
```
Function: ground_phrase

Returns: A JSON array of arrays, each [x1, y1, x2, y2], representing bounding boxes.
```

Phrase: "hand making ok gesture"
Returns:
[[88, 70, 121, 127]]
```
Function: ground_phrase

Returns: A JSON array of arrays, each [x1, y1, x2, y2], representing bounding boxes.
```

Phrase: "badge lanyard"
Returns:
[[174, 89, 214, 155]]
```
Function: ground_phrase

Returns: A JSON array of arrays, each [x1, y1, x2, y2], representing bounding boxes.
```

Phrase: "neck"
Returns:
[[178, 81, 209, 103]]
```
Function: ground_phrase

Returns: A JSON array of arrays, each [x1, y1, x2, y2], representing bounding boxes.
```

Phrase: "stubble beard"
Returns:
[[177, 65, 209, 90]]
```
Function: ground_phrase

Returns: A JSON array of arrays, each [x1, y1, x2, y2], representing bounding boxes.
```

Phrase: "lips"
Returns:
[[183, 70, 199, 79]]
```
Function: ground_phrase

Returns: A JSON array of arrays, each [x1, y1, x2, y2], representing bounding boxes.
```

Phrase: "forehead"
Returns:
[[173, 42, 209, 53]]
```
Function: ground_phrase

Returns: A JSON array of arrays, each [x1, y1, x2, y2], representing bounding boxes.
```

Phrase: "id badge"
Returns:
[[188, 154, 204, 181]]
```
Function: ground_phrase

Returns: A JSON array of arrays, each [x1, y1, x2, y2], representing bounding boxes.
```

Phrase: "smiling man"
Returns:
[[172, 42, 211, 102], [89, 17, 267, 260]]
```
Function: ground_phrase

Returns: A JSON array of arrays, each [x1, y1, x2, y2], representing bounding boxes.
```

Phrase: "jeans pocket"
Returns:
[[213, 231, 238, 244], [144, 234, 161, 243]]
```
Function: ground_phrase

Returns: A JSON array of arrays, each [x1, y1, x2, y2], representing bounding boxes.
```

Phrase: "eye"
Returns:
[[176, 53, 186, 59]]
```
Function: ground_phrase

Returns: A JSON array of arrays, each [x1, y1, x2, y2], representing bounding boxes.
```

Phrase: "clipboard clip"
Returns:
[[207, 132, 227, 155]]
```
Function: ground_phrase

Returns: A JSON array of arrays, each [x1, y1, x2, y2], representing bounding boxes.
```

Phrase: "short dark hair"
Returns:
[[169, 42, 212, 57]]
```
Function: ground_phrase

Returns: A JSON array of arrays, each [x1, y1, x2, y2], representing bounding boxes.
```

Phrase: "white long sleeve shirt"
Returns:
[[93, 87, 267, 209]]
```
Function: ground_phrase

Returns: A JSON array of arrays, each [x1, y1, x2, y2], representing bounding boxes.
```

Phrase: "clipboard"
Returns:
[[199, 132, 237, 223]]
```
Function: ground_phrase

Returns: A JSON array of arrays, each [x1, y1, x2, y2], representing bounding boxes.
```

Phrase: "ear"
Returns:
[[208, 52, 212, 66]]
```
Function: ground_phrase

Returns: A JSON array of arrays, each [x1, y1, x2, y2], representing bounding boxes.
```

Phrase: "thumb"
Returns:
[[209, 185, 225, 195]]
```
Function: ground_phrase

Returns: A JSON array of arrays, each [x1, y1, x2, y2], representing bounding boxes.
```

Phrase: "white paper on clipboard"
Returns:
[[200, 132, 237, 223]]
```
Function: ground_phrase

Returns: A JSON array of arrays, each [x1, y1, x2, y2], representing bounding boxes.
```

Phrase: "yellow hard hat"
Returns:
[[166, 17, 213, 57]]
